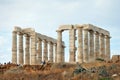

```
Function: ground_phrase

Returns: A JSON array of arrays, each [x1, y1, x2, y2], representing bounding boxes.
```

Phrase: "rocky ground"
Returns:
[[0, 60, 120, 80]]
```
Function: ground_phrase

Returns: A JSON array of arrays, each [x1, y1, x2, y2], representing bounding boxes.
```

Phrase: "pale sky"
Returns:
[[0, 0, 120, 63]]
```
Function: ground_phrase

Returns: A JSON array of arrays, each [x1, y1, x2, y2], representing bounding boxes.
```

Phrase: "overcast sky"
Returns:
[[0, 0, 120, 63]]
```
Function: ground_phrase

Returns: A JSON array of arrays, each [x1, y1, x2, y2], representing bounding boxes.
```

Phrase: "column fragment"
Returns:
[[12, 31, 17, 64], [105, 35, 110, 61], [94, 32, 100, 59], [18, 32, 24, 64], [43, 39, 48, 61], [83, 29, 88, 63], [37, 39, 42, 64], [89, 30, 94, 62], [54, 44, 57, 62], [77, 27, 83, 63], [69, 28, 76, 62], [31, 32, 37, 65], [100, 34, 105, 59], [25, 34, 30, 64], [49, 42, 53, 62], [56, 30, 62, 63]]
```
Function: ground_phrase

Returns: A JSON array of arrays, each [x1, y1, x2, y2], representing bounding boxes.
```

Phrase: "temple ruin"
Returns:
[[12, 24, 111, 65], [12, 27, 65, 65], [56, 24, 111, 63]]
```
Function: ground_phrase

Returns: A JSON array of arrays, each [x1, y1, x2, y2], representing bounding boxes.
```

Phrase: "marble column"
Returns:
[[62, 45, 65, 62], [43, 39, 48, 61], [37, 39, 42, 64], [100, 33, 105, 59], [69, 29, 76, 62], [105, 35, 111, 61], [12, 31, 17, 64], [94, 32, 100, 60], [77, 27, 83, 63], [25, 34, 30, 64], [56, 30, 62, 63], [83, 29, 88, 63], [54, 43, 57, 62], [49, 42, 53, 62], [18, 32, 24, 64], [89, 30, 94, 62], [31, 32, 37, 65]]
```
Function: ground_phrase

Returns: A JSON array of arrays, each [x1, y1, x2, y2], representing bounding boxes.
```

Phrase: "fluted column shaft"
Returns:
[[77, 27, 83, 63], [62, 45, 65, 62], [95, 32, 100, 59], [12, 31, 17, 64], [54, 44, 57, 62], [31, 32, 37, 65], [43, 40, 48, 61], [100, 34, 105, 59], [18, 32, 23, 64], [105, 35, 110, 61], [25, 34, 30, 64], [57, 30, 62, 63], [89, 30, 94, 62], [69, 29, 76, 62], [37, 39, 42, 64], [83, 29, 88, 63], [49, 42, 53, 62]]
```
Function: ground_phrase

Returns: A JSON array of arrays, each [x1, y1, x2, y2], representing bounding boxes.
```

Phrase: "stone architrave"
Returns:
[[89, 30, 94, 62], [25, 34, 30, 64], [43, 39, 48, 61], [18, 32, 24, 64], [105, 35, 110, 61], [100, 33, 105, 59], [37, 39, 42, 64], [94, 32, 100, 60], [49, 42, 53, 62], [31, 32, 37, 65], [77, 27, 83, 63], [83, 29, 88, 63], [12, 31, 17, 64], [69, 28, 76, 62], [56, 30, 62, 63]]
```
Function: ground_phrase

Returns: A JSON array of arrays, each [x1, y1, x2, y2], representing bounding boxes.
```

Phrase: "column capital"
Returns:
[[89, 30, 94, 33], [99, 33, 104, 37], [12, 31, 17, 34], [95, 31, 99, 35], [48, 41, 53, 45], [18, 32, 23, 35], [43, 39, 48, 43], [24, 34, 30, 37], [105, 35, 111, 39]]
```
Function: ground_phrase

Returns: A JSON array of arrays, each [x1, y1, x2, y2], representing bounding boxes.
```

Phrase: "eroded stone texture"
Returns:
[[83, 29, 89, 63], [43, 39, 48, 61], [18, 32, 24, 64], [49, 42, 53, 62], [105, 35, 111, 61], [12, 31, 17, 64], [31, 32, 37, 65], [69, 28, 76, 62], [57, 30, 62, 63], [94, 32, 100, 60], [77, 27, 83, 63], [112, 55, 120, 63], [25, 34, 30, 65], [89, 30, 94, 62], [37, 39, 42, 64], [100, 33, 105, 59]]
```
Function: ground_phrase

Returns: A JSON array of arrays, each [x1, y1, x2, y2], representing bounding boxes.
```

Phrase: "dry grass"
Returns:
[[0, 62, 120, 80]]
